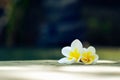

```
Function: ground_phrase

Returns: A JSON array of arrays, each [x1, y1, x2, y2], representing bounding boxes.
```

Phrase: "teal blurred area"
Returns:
[[0, 0, 120, 60], [0, 47, 120, 61], [0, 48, 62, 60]]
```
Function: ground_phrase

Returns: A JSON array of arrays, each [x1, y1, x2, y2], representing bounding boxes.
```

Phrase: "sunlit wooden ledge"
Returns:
[[0, 60, 119, 80]]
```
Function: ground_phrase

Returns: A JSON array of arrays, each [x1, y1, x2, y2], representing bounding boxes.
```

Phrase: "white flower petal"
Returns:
[[93, 54, 99, 64], [58, 57, 67, 64], [88, 46, 96, 54], [83, 48, 87, 51], [58, 57, 75, 64], [71, 39, 83, 50], [61, 46, 71, 57]]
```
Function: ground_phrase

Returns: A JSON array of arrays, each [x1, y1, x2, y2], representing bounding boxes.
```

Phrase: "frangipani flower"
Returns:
[[58, 39, 99, 65], [58, 39, 83, 64], [80, 46, 99, 64]]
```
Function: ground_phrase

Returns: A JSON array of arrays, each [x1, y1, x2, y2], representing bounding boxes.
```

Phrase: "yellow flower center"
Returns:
[[69, 48, 80, 62], [81, 51, 96, 64]]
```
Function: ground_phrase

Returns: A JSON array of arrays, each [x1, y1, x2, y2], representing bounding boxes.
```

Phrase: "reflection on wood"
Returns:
[[0, 60, 119, 80]]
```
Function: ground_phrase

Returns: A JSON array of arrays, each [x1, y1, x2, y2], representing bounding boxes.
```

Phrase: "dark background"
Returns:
[[0, 0, 120, 60]]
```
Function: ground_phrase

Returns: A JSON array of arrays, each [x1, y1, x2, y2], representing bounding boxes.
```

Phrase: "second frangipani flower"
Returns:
[[58, 39, 99, 64], [81, 46, 99, 64]]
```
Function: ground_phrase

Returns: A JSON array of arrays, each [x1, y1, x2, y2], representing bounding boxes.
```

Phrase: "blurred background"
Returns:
[[0, 0, 120, 60]]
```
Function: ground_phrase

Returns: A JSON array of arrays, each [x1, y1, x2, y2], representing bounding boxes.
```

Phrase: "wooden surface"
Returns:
[[0, 60, 120, 80]]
